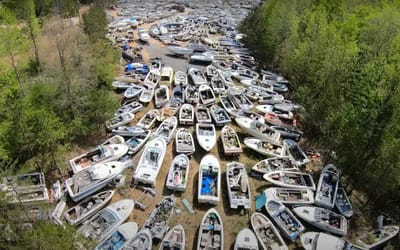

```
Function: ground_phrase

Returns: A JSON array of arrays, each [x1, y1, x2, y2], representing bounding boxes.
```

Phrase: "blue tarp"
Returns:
[[254, 192, 266, 211]]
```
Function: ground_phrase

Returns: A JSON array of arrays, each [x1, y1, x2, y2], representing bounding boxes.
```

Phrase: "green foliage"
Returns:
[[82, 4, 108, 42]]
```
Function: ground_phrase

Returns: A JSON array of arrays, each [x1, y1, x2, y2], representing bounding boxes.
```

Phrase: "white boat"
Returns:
[[221, 126, 242, 155], [229, 91, 254, 111], [354, 225, 399, 250], [197, 208, 223, 250], [95, 222, 138, 250], [231, 68, 259, 81], [264, 187, 314, 205], [125, 130, 151, 154], [154, 85, 170, 108], [199, 84, 216, 105], [153, 116, 177, 144], [138, 27, 150, 42], [77, 199, 134, 243], [123, 85, 145, 99], [315, 164, 339, 209], [65, 162, 124, 202], [196, 123, 216, 152], [137, 109, 160, 130], [167, 46, 193, 56], [256, 105, 294, 120], [190, 52, 214, 63], [188, 67, 208, 86], [235, 117, 281, 146], [160, 66, 174, 85], [179, 103, 194, 125], [263, 170, 316, 190], [159, 224, 185, 250], [171, 85, 185, 103], [105, 112, 135, 130], [335, 187, 353, 218], [265, 199, 305, 241], [112, 126, 147, 137], [139, 86, 155, 103], [210, 104, 231, 126], [301, 232, 364, 250], [122, 229, 152, 250], [219, 95, 241, 117], [175, 128, 195, 155], [195, 104, 212, 123], [226, 162, 250, 209], [210, 75, 226, 95], [112, 80, 135, 90], [293, 206, 347, 236], [244, 138, 285, 158], [206, 65, 219, 78], [115, 101, 143, 116], [144, 69, 161, 89], [162, 101, 182, 117], [185, 85, 199, 104], [252, 157, 298, 174], [133, 137, 166, 186], [198, 154, 220, 205], [102, 135, 125, 146], [143, 196, 176, 239], [64, 190, 114, 226], [174, 71, 188, 86], [68, 144, 129, 174], [166, 154, 190, 192], [234, 228, 258, 250], [283, 139, 311, 167], [251, 212, 288, 250]]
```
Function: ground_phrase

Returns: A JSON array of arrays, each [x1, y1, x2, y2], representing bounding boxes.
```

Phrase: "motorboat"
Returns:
[[197, 208, 223, 250], [244, 138, 286, 158], [198, 154, 221, 205], [175, 128, 195, 155], [221, 126, 242, 155], [196, 123, 216, 152], [105, 112, 135, 130], [166, 154, 190, 192], [226, 162, 251, 209], [251, 212, 288, 250], [153, 116, 178, 144], [264, 187, 314, 205], [263, 170, 316, 190], [315, 164, 340, 209]]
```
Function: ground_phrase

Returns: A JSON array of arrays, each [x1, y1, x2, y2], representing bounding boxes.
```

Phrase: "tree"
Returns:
[[82, 3, 108, 42]]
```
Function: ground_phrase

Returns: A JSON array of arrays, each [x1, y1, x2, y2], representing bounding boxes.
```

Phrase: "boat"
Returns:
[[144, 69, 161, 89], [235, 117, 281, 145], [105, 112, 135, 130], [149, 58, 163, 71], [153, 116, 177, 144], [159, 224, 185, 250], [264, 112, 295, 127], [162, 101, 182, 117], [95, 222, 138, 250], [198, 154, 220, 205], [190, 52, 214, 63], [112, 80, 135, 90], [68, 144, 129, 174], [300, 232, 364, 250], [199, 85, 216, 105], [171, 85, 185, 103], [283, 139, 311, 167], [265, 199, 305, 241], [137, 109, 160, 130], [217, 68, 235, 87], [77, 199, 134, 243], [206, 65, 219, 78], [315, 164, 339, 209], [264, 187, 314, 205], [273, 101, 302, 113], [231, 68, 259, 81], [138, 27, 150, 42], [270, 125, 303, 141], [263, 170, 316, 190], [160, 66, 174, 85], [293, 206, 347, 236], [166, 154, 190, 192], [64, 190, 115, 226], [219, 95, 241, 117], [335, 187, 353, 218], [122, 229, 153, 250], [179, 103, 194, 125], [256, 105, 294, 120], [188, 67, 208, 86], [229, 91, 254, 111], [210, 75, 226, 96], [139, 86, 155, 103], [221, 125, 242, 155], [174, 71, 188, 86], [210, 104, 231, 126], [154, 85, 170, 108], [102, 135, 125, 146], [125, 130, 151, 154], [196, 123, 217, 152], [115, 101, 143, 116], [185, 85, 200, 104], [175, 128, 195, 155], [123, 85, 145, 99], [143, 196, 176, 239], [234, 228, 258, 250], [226, 162, 251, 209], [197, 208, 223, 250], [112, 126, 147, 137], [167, 46, 193, 56], [251, 212, 288, 250], [65, 162, 124, 202], [195, 104, 212, 123], [244, 138, 285, 158], [354, 225, 399, 250], [252, 157, 298, 174]]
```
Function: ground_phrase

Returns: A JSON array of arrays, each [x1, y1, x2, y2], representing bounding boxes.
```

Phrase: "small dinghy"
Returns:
[[244, 138, 285, 158], [301, 232, 363, 250], [264, 187, 314, 205], [210, 104, 231, 126], [162, 101, 182, 117], [199, 85, 216, 106], [354, 224, 399, 250], [77, 199, 134, 243], [167, 46, 193, 56], [159, 66, 174, 85], [137, 109, 160, 130], [172, 85, 185, 103], [252, 157, 298, 174], [234, 228, 258, 250], [206, 65, 219, 78], [235, 117, 281, 146], [122, 229, 153, 250], [123, 84, 144, 99], [335, 187, 353, 218], [263, 170, 316, 190], [112, 80, 135, 90], [112, 126, 146, 137], [105, 112, 135, 130], [175, 128, 195, 155], [174, 71, 188, 86], [221, 125, 242, 155], [153, 116, 178, 144], [229, 91, 254, 112], [195, 104, 212, 123], [139, 86, 155, 103], [220, 95, 241, 117], [270, 125, 303, 141], [179, 103, 194, 125], [256, 105, 294, 120], [133, 137, 166, 186], [283, 139, 311, 167], [144, 69, 161, 89], [159, 224, 185, 250], [196, 123, 216, 152], [125, 130, 151, 154], [166, 154, 190, 192], [185, 85, 199, 104], [154, 85, 170, 108], [315, 164, 340, 209], [226, 162, 251, 209], [190, 52, 214, 63], [251, 212, 288, 250], [188, 67, 207, 86], [115, 101, 143, 116], [197, 208, 223, 250], [95, 222, 138, 250], [138, 27, 150, 42], [293, 206, 347, 236], [265, 199, 305, 241], [211, 76, 226, 95], [198, 154, 221, 205], [64, 190, 115, 226], [143, 196, 176, 240]]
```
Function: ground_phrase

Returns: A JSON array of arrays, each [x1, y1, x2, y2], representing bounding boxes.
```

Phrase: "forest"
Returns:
[[239, 0, 400, 220]]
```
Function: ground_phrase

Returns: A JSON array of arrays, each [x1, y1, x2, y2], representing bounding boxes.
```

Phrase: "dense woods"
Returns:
[[239, 0, 400, 220]]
